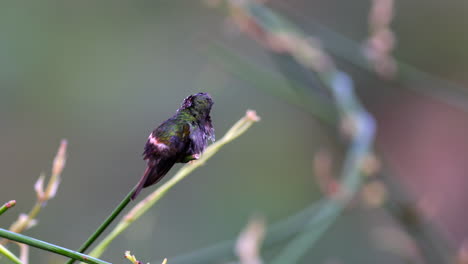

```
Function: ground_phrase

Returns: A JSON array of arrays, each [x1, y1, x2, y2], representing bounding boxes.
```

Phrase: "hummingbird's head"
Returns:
[[180, 92, 214, 118]]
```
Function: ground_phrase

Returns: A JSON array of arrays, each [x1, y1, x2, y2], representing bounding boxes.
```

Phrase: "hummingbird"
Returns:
[[131, 93, 215, 200]]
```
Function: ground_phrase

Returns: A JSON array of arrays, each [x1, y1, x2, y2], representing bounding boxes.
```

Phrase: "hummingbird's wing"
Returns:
[[143, 119, 190, 159], [132, 119, 191, 200]]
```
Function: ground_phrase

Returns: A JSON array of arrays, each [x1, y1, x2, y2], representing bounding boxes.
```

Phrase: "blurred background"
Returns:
[[1, 0, 468, 263]]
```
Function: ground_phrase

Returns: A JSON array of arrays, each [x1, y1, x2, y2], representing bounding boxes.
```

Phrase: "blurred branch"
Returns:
[[87, 110, 260, 259], [0, 201, 16, 217], [212, 2, 455, 263], [224, 1, 375, 263], [272, 1, 468, 113], [364, 0, 397, 78], [0, 229, 110, 264], [235, 217, 266, 264], [17, 243, 28, 264]]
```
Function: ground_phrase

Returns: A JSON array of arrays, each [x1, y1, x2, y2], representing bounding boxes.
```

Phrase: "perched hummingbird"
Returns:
[[131, 93, 215, 200]]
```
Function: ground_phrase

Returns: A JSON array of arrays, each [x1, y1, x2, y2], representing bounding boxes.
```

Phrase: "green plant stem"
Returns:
[[0, 200, 21, 264], [0, 229, 110, 264], [87, 111, 260, 259], [0, 244, 21, 264], [0, 201, 16, 216], [65, 188, 135, 264]]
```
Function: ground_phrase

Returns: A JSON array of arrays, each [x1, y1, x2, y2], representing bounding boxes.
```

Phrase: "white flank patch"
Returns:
[[148, 134, 169, 150]]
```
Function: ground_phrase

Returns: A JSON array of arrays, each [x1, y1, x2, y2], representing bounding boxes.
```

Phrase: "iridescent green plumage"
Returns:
[[131, 93, 214, 199]]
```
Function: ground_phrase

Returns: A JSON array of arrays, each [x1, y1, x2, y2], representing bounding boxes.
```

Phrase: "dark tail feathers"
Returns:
[[131, 158, 176, 200]]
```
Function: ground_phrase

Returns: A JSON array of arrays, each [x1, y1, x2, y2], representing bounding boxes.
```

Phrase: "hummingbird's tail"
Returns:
[[131, 165, 153, 200], [131, 158, 176, 200]]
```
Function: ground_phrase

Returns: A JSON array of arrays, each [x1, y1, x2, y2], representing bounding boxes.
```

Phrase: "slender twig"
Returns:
[[0, 201, 16, 217], [0, 229, 110, 264], [87, 110, 260, 259], [3, 140, 67, 244], [0, 244, 21, 264], [125, 251, 168, 264], [65, 189, 135, 264], [17, 243, 28, 264]]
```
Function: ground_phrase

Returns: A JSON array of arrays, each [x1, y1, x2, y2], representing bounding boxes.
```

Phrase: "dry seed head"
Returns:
[[34, 174, 46, 202], [236, 216, 266, 264], [44, 177, 60, 201], [125, 251, 142, 264], [52, 139, 67, 176], [10, 214, 37, 233], [246, 110, 261, 122]]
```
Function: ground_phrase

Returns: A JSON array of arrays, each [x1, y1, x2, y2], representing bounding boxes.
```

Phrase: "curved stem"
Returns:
[[0, 229, 110, 264]]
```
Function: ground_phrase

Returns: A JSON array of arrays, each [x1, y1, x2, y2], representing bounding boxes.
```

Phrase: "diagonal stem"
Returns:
[[0, 228, 110, 264], [65, 188, 135, 264], [0, 244, 21, 264]]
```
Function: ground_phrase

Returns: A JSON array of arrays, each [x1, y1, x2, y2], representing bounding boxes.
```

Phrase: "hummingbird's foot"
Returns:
[[188, 154, 201, 164], [182, 153, 200, 163]]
